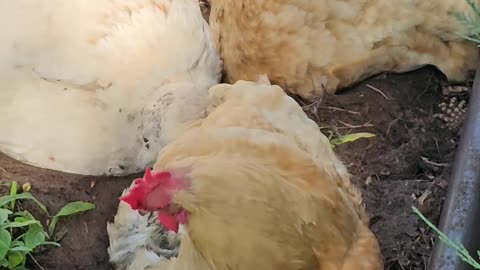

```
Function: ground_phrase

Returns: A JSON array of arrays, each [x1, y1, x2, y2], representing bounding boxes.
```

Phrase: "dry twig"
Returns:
[[366, 84, 395, 100]]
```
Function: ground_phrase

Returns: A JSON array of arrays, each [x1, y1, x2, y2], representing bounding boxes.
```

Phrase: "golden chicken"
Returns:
[[208, 0, 479, 98], [108, 80, 383, 270]]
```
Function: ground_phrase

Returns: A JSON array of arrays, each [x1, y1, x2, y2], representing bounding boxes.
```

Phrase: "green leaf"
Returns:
[[1, 220, 39, 229], [13, 217, 29, 224], [14, 210, 36, 221], [0, 258, 7, 267], [0, 193, 48, 214], [0, 229, 11, 260], [10, 241, 23, 248], [9, 181, 18, 210], [24, 225, 46, 250], [8, 246, 32, 253], [49, 202, 95, 235], [0, 209, 12, 224], [12, 234, 27, 245], [7, 252, 23, 268], [9, 241, 33, 252], [330, 132, 376, 146], [12, 264, 27, 270]]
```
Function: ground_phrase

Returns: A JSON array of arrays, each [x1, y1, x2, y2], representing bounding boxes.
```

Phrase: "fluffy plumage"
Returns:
[[108, 80, 382, 270], [107, 182, 184, 270], [208, 0, 479, 98], [0, 0, 221, 175]]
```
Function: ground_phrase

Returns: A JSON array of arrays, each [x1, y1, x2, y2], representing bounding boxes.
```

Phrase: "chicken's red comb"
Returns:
[[120, 167, 172, 210]]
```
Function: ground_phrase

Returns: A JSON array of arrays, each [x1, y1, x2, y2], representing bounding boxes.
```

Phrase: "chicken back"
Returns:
[[109, 80, 383, 270], [209, 0, 479, 98]]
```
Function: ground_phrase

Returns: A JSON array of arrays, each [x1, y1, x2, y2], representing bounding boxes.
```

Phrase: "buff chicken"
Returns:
[[207, 0, 479, 98], [107, 80, 383, 270], [0, 0, 221, 175]]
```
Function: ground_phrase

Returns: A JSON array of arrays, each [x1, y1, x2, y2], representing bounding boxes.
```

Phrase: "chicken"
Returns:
[[208, 0, 479, 98], [107, 80, 383, 270], [0, 0, 221, 175]]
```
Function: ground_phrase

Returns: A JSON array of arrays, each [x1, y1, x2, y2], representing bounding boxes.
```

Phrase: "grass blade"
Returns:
[[412, 207, 480, 269], [330, 132, 376, 146], [9, 182, 17, 211]]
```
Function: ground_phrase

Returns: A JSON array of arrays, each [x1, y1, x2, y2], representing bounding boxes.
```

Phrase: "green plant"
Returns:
[[322, 128, 376, 147], [0, 181, 95, 269], [329, 132, 376, 147], [412, 206, 480, 269], [455, 0, 480, 44]]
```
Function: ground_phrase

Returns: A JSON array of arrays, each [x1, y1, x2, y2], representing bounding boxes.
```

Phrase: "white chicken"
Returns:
[[0, 0, 221, 175]]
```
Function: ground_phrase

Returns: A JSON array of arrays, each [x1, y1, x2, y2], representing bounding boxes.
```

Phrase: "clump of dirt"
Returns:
[[0, 66, 470, 269]]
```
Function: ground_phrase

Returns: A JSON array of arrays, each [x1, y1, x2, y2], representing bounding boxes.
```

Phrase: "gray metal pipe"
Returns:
[[428, 65, 480, 270]]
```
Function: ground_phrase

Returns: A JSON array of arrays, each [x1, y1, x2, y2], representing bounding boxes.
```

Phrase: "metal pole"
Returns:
[[428, 65, 480, 270]]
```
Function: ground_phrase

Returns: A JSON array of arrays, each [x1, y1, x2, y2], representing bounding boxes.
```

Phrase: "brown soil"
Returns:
[[0, 66, 471, 270], [308, 66, 469, 270]]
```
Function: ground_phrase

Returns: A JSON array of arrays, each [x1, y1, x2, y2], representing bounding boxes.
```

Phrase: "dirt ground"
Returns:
[[307, 66, 470, 270], [0, 66, 471, 270]]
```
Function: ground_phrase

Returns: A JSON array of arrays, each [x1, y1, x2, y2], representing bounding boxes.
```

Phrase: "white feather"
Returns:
[[0, 0, 222, 175], [107, 185, 186, 270]]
